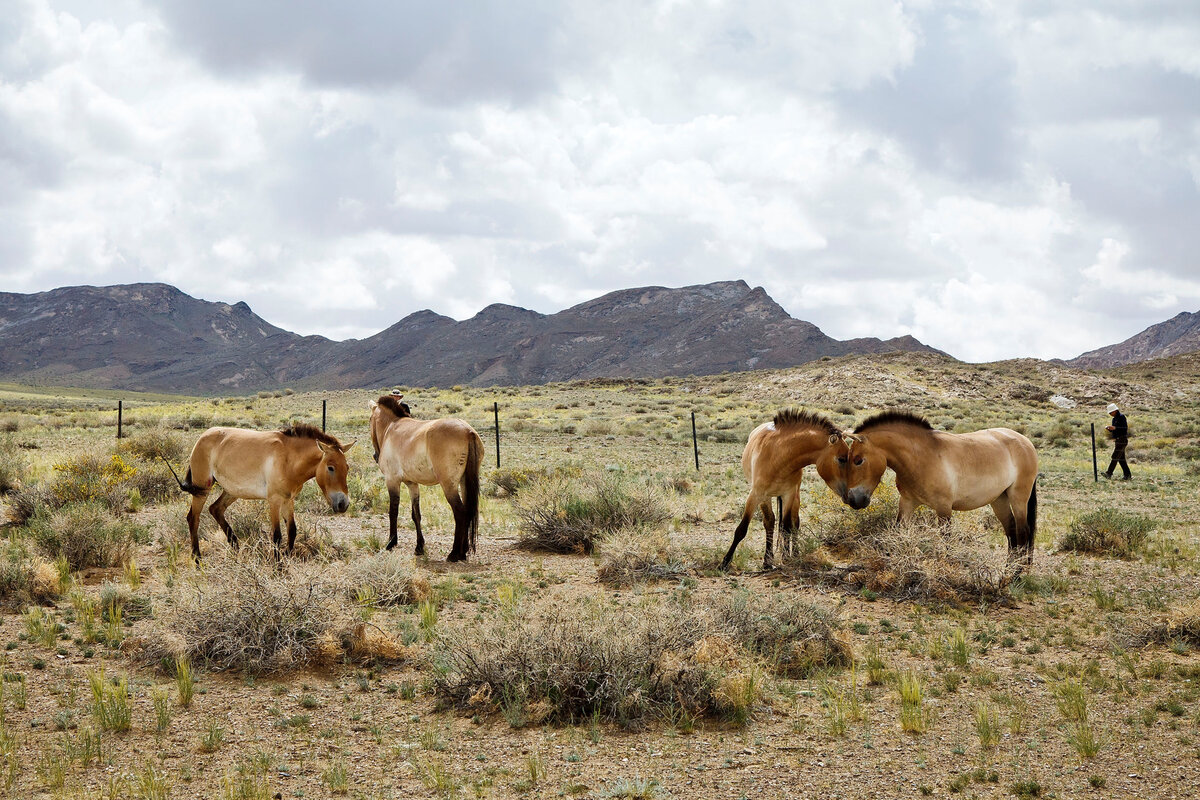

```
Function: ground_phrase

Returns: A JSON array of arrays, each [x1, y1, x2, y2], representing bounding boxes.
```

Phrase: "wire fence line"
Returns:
[[111, 399, 722, 472]]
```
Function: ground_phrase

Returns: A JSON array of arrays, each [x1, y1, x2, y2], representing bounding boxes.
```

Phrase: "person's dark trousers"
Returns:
[[1106, 441, 1131, 479]]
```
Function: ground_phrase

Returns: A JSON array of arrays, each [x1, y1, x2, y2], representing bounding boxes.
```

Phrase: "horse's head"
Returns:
[[315, 439, 355, 513], [815, 433, 887, 510]]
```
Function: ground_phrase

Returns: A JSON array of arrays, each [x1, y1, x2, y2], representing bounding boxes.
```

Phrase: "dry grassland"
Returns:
[[1, 351, 1199, 799]]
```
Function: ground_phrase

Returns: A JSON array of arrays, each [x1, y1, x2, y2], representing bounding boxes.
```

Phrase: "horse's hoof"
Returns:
[[447, 553, 465, 563]]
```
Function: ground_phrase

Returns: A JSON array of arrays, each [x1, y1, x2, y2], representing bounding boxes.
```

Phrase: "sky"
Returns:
[[1, 0, 1199, 362]]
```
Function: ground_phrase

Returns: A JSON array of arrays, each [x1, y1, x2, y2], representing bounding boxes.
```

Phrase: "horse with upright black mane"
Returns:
[[369, 395, 484, 562], [721, 408, 843, 570], [172, 423, 355, 559], [815, 410, 1039, 565]]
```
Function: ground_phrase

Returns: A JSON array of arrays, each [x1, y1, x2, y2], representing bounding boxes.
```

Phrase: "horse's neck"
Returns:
[[790, 428, 833, 463], [286, 439, 323, 479]]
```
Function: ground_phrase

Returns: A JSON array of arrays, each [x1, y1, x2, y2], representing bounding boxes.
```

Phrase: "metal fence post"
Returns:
[[493, 401, 501, 468], [1091, 423, 1098, 481], [117, 400, 123, 439], [322, 399, 327, 432], [691, 411, 700, 471]]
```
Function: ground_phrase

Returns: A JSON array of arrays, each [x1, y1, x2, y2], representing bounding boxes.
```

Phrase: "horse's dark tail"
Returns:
[[162, 458, 206, 497], [463, 435, 482, 554], [1026, 480, 1038, 551]]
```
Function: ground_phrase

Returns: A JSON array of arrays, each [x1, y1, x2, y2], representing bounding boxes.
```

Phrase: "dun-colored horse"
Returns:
[[173, 424, 355, 559], [816, 410, 1039, 564], [369, 395, 483, 562], [721, 408, 843, 570]]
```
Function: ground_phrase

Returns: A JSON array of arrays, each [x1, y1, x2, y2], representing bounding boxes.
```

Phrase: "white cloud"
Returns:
[[1, 0, 1198, 363]]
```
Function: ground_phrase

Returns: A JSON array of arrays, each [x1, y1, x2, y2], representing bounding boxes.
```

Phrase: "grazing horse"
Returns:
[[815, 410, 1039, 565], [721, 408, 843, 570], [368, 395, 484, 562], [173, 424, 355, 559]]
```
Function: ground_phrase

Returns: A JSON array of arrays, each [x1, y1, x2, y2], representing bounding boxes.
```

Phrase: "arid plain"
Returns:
[[2, 351, 1199, 799]]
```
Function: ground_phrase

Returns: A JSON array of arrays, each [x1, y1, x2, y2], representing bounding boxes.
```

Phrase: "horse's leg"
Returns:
[[268, 496, 283, 559], [721, 493, 761, 571], [408, 482, 425, 557], [186, 492, 207, 560], [386, 487, 400, 551], [897, 493, 919, 524], [284, 497, 298, 553], [1007, 483, 1035, 566], [760, 499, 776, 570], [782, 489, 800, 559], [441, 479, 467, 562], [208, 492, 239, 550], [990, 498, 1017, 552]]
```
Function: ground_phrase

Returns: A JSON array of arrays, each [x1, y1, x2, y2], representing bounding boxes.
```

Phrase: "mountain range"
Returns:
[[1065, 310, 1200, 369], [0, 281, 939, 393], [1, 281, 1195, 394]]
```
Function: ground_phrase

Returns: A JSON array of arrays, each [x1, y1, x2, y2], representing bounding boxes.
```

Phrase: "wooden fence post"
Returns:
[[117, 400, 123, 439], [691, 411, 700, 471], [1091, 423, 1098, 481], [322, 399, 327, 432]]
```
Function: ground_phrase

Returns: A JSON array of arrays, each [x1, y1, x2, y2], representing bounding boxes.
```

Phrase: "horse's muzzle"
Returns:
[[845, 488, 872, 510], [330, 492, 350, 513]]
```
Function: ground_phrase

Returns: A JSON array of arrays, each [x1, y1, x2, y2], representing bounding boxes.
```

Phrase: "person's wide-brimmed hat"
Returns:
[[1106, 402, 1119, 413]]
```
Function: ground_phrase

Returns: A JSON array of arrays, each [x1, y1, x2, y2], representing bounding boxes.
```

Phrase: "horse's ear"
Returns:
[[828, 434, 840, 445], [316, 440, 331, 454], [368, 400, 378, 411], [341, 439, 356, 453]]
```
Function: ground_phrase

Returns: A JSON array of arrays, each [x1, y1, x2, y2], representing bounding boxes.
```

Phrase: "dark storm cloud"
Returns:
[[149, 0, 569, 103]]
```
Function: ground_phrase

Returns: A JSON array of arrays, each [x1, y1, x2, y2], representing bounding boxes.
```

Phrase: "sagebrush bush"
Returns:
[[716, 591, 854, 678], [433, 592, 850, 727], [595, 529, 691, 587], [138, 554, 410, 673], [513, 472, 670, 555], [485, 467, 547, 498], [48, 452, 137, 511], [0, 436, 27, 494], [118, 428, 186, 463], [1059, 509, 1154, 558], [0, 539, 61, 608], [28, 501, 149, 570], [1121, 598, 1200, 649], [803, 494, 1015, 602], [343, 551, 431, 606]]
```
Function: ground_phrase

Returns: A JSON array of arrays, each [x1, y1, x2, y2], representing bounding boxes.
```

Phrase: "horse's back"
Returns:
[[938, 427, 1037, 508]]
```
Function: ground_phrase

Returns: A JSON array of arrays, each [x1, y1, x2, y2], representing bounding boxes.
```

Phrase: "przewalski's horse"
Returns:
[[815, 410, 1039, 565], [173, 424, 355, 559], [368, 395, 484, 562], [721, 408, 843, 571]]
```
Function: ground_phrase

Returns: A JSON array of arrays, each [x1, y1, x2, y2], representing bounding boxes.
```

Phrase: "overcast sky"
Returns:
[[2, 1, 1198, 361]]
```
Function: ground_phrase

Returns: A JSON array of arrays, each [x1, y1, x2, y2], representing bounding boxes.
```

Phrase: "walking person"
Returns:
[[1104, 402, 1131, 480]]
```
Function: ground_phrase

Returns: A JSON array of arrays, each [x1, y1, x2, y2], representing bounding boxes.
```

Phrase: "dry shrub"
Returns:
[[48, 452, 137, 511], [716, 591, 853, 678], [432, 598, 717, 728], [804, 512, 1015, 603], [485, 467, 547, 498], [0, 436, 27, 494], [344, 551, 431, 605], [6, 484, 53, 525], [1120, 599, 1200, 649], [119, 428, 186, 463], [596, 529, 690, 587], [27, 501, 149, 570], [137, 554, 415, 673], [30, 560, 62, 601], [1059, 509, 1154, 559], [513, 472, 669, 555], [433, 592, 849, 727]]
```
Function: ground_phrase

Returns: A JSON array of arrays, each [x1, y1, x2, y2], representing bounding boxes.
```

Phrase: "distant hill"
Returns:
[[1068, 310, 1200, 369], [0, 281, 943, 393]]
